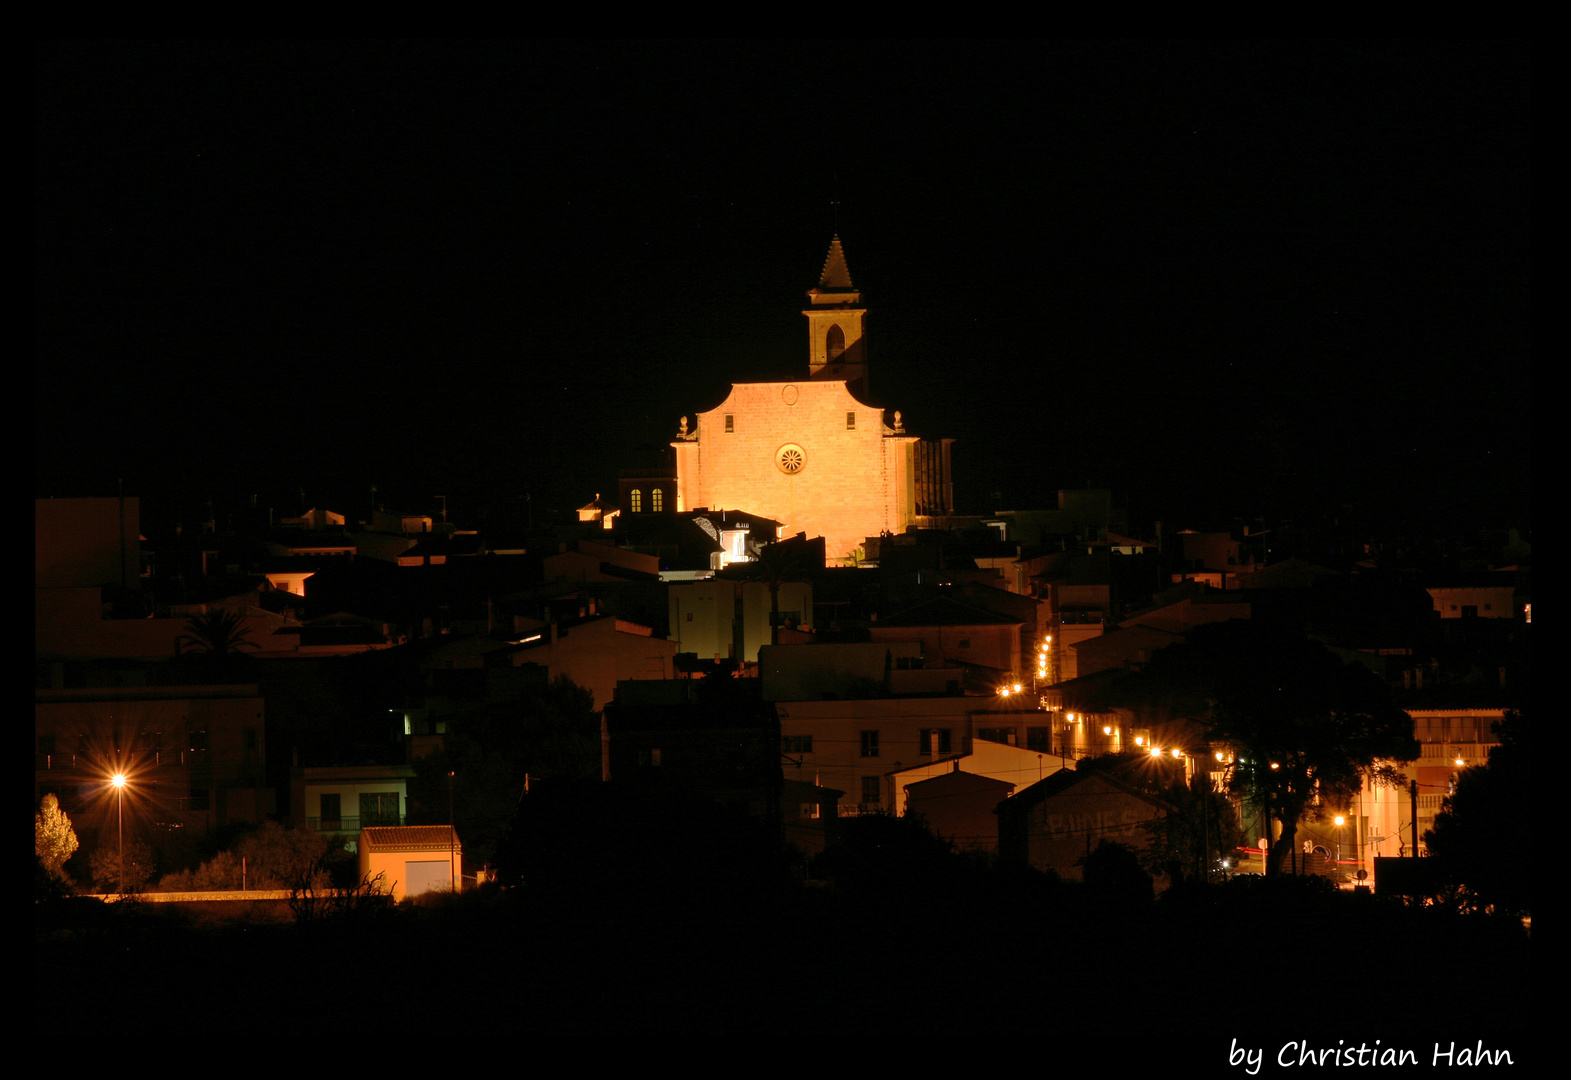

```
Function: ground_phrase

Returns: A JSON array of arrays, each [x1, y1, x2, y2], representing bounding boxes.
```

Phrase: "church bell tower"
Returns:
[[804, 235, 869, 397]]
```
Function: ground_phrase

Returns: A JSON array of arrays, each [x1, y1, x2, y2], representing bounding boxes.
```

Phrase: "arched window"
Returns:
[[651, 488, 663, 512], [629, 489, 642, 513], [826, 324, 845, 362]]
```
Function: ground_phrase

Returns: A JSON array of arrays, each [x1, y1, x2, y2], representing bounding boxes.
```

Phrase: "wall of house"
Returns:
[[740, 580, 813, 661], [669, 580, 736, 662], [297, 775, 410, 835], [361, 847, 460, 901], [513, 617, 677, 711], [905, 770, 1015, 851], [776, 697, 977, 814], [890, 738, 1067, 816], [1426, 586, 1518, 619], [869, 621, 1020, 677], [759, 640, 921, 702], [1019, 779, 1166, 881], [777, 698, 1068, 814], [35, 685, 270, 829]]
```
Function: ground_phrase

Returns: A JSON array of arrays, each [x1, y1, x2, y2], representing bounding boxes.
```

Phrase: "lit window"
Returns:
[[651, 489, 663, 512], [629, 489, 642, 513]]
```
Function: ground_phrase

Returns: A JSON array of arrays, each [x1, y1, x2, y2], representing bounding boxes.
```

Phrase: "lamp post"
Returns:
[[1333, 814, 1346, 883], [110, 772, 127, 894]]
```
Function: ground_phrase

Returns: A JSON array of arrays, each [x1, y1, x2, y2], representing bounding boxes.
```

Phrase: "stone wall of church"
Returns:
[[676, 380, 915, 562]]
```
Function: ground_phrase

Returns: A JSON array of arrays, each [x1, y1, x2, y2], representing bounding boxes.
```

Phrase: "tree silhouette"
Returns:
[[1424, 711, 1530, 919], [90, 838, 155, 894], [742, 533, 818, 647], [1131, 621, 1418, 878], [409, 674, 602, 868]]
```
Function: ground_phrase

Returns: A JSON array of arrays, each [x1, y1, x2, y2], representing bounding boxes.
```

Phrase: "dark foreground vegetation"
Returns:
[[38, 795, 1531, 1054]]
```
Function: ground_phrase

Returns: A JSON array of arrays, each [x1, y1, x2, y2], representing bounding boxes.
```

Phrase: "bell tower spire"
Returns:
[[804, 235, 870, 397]]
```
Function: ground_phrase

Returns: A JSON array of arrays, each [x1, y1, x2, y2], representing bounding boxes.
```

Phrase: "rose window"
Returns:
[[777, 443, 806, 474]]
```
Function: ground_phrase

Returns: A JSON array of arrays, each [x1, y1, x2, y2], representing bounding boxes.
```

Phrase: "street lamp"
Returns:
[[1333, 814, 1346, 880], [110, 772, 127, 894]]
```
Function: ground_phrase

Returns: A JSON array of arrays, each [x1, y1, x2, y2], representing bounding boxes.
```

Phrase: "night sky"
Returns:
[[36, 41, 1530, 536]]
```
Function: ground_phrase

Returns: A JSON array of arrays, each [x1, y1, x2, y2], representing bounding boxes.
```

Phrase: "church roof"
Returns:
[[815, 234, 856, 292]]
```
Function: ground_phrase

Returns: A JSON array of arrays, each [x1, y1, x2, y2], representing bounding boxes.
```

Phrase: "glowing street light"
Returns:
[[110, 771, 127, 895]]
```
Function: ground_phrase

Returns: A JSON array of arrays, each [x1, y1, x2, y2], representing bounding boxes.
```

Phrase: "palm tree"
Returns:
[[177, 609, 258, 657], [746, 534, 819, 647]]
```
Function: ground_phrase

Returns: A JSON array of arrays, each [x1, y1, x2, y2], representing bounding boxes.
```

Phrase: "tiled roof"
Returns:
[[360, 825, 460, 852]]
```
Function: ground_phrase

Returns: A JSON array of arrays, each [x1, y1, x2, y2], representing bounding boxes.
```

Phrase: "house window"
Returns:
[[861, 776, 881, 806], [319, 793, 341, 829], [189, 729, 209, 752], [725, 414, 735, 433], [360, 792, 400, 827], [189, 789, 210, 812], [638, 748, 663, 767], [978, 727, 1017, 745], [782, 735, 813, 754], [846, 411, 856, 430], [919, 729, 951, 755], [37, 735, 56, 756], [651, 488, 663, 512], [1027, 726, 1050, 751], [860, 730, 879, 757], [629, 489, 642, 513], [243, 727, 258, 751]]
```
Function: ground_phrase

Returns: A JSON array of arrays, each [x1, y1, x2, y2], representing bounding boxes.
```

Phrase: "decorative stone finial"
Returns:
[[893, 410, 904, 432]]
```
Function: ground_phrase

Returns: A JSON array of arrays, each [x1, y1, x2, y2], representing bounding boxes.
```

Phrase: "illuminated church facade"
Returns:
[[671, 238, 949, 564]]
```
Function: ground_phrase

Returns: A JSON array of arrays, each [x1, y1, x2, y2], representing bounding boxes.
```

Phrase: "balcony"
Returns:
[[36, 750, 203, 772], [308, 814, 405, 834]]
